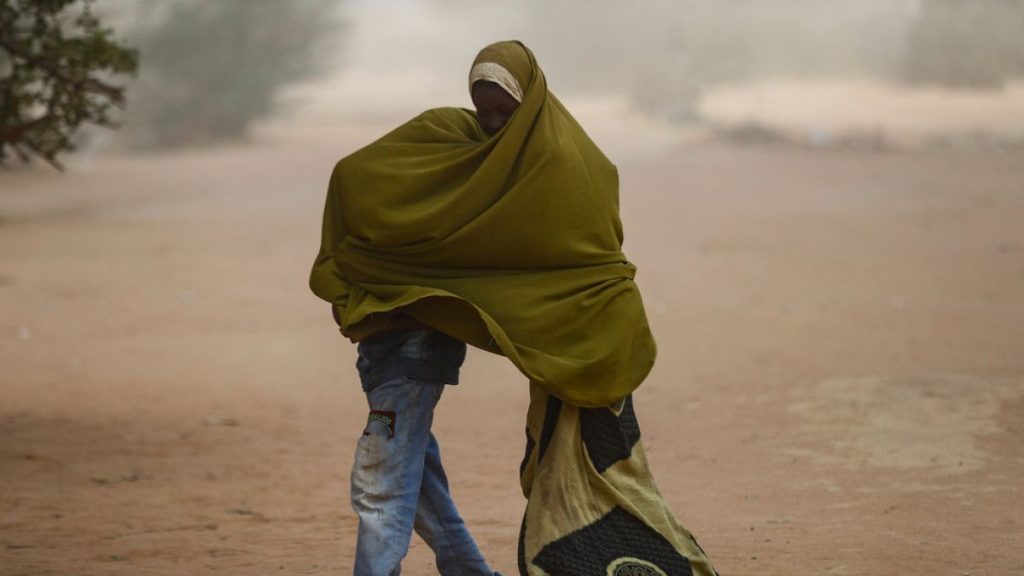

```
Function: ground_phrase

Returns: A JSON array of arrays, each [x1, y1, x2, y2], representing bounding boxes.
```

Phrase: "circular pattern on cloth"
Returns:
[[607, 557, 668, 576]]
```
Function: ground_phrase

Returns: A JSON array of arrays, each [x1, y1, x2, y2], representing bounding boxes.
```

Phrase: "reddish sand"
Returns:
[[1, 139, 1022, 575]]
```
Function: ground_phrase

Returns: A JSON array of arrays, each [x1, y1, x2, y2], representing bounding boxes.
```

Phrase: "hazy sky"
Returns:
[[92, 0, 1024, 155], [262, 1, 1022, 153]]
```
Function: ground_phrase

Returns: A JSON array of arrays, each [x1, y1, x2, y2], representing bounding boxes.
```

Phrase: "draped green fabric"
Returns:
[[309, 41, 656, 407]]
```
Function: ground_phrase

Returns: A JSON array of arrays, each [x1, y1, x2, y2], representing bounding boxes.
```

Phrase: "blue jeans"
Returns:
[[351, 330, 493, 576]]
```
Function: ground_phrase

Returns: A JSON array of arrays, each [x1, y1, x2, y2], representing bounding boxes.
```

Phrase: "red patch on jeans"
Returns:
[[365, 410, 396, 438]]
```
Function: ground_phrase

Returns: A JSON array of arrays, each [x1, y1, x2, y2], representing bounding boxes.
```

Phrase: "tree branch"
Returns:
[[0, 114, 55, 142], [0, 34, 127, 105]]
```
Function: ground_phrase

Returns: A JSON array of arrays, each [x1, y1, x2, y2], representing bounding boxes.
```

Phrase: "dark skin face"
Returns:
[[471, 80, 520, 136]]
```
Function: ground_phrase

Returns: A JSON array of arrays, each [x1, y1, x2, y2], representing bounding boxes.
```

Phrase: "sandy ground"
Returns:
[[1, 136, 1023, 576]]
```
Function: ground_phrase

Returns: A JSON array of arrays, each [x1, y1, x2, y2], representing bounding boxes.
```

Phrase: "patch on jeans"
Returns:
[[365, 410, 396, 439]]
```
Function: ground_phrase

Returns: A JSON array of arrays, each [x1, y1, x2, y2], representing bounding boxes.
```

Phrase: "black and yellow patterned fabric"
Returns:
[[518, 383, 718, 576]]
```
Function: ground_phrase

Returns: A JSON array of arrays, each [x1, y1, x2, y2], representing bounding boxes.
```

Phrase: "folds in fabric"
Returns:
[[309, 41, 656, 407], [517, 383, 719, 576]]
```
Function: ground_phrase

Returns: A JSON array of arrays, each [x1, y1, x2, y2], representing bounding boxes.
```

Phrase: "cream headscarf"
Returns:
[[468, 61, 524, 102]]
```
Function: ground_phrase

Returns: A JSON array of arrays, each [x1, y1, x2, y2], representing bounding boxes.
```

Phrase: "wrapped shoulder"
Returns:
[[405, 107, 484, 143]]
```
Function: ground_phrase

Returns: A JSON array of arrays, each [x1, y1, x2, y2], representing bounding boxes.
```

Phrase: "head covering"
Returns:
[[468, 62, 523, 103], [310, 40, 656, 407]]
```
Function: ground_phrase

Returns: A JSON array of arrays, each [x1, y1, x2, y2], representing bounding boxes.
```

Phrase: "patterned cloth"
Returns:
[[518, 383, 718, 576]]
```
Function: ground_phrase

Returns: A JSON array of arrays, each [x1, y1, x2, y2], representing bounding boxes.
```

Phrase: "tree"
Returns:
[[125, 0, 339, 148], [0, 0, 137, 169]]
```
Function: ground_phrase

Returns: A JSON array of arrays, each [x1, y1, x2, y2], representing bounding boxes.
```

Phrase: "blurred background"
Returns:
[[2, 2, 1023, 575], [77, 0, 1024, 156]]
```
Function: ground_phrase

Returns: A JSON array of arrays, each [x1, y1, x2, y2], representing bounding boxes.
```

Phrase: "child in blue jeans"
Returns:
[[350, 324, 497, 576], [322, 41, 524, 576]]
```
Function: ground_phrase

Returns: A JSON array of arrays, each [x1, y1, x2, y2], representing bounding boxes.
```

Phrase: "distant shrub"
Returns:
[[125, 0, 340, 148], [903, 0, 1024, 89]]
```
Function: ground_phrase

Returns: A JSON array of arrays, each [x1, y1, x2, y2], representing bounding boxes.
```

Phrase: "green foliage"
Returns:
[[127, 0, 339, 148], [0, 0, 137, 168]]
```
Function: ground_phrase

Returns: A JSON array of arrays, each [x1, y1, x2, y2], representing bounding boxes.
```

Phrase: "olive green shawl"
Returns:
[[310, 41, 655, 407]]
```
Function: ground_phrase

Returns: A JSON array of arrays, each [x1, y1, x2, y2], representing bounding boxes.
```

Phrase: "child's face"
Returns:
[[471, 81, 520, 137]]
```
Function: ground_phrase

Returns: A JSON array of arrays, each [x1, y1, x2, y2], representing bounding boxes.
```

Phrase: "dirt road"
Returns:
[[2, 139, 1022, 575]]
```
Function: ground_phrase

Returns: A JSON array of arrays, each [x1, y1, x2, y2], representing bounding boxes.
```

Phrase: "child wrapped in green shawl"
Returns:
[[311, 40, 717, 576], [310, 40, 655, 408]]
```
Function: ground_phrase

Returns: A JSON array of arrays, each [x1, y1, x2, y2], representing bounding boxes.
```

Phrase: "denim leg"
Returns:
[[413, 433, 493, 576], [351, 377, 443, 576]]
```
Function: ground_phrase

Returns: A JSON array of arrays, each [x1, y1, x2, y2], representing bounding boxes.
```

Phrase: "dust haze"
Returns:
[[275, 1, 1024, 154], [2, 3, 1023, 576], [83, 0, 1024, 154]]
